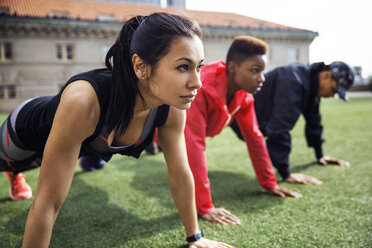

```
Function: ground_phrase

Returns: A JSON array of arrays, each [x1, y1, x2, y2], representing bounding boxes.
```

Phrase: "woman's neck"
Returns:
[[135, 77, 166, 112]]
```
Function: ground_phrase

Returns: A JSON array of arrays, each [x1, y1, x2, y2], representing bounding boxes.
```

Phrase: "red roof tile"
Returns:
[[0, 0, 305, 31]]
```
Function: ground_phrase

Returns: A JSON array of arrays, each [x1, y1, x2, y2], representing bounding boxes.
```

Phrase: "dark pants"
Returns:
[[0, 99, 41, 173]]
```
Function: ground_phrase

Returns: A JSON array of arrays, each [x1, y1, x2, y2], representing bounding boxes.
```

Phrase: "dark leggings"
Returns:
[[0, 98, 42, 173]]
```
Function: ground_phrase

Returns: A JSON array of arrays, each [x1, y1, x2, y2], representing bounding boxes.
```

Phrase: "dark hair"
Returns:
[[104, 13, 202, 134], [226, 36, 268, 67]]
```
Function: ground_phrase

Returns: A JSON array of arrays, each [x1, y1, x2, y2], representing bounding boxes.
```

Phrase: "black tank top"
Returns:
[[15, 69, 170, 161]]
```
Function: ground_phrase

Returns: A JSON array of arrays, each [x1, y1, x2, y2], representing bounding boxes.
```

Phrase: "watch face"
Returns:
[[187, 231, 203, 242]]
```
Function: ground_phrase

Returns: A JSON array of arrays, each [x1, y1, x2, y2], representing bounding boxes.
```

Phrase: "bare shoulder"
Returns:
[[61, 80, 100, 113], [61, 80, 99, 106], [57, 80, 101, 135]]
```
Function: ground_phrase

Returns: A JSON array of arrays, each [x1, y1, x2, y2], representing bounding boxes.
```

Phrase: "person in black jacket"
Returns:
[[230, 61, 354, 185]]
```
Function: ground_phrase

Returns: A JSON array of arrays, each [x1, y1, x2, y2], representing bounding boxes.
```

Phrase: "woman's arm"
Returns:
[[22, 81, 100, 248], [158, 107, 199, 237], [158, 107, 232, 248]]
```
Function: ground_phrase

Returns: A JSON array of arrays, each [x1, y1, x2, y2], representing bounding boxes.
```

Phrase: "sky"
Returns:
[[185, 0, 372, 78]]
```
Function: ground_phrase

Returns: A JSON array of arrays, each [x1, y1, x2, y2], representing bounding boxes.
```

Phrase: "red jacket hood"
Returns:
[[200, 61, 229, 106]]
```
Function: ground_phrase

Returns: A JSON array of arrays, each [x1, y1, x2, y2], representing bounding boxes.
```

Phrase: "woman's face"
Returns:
[[229, 55, 266, 94], [146, 35, 204, 110]]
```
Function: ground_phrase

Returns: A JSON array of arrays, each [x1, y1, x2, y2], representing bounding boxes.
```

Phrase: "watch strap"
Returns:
[[186, 231, 204, 243]]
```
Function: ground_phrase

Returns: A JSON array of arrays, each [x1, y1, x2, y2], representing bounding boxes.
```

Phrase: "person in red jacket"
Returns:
[[185, 36, 302, 226]]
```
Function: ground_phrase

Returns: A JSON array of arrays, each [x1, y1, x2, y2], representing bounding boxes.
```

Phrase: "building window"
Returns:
[[287, 48, 299, 63], [56, 44, 74, 62], [97, 14, 114, 22], [0, 85, 16, 99], [7, 85, 16, 98], [0, 42, 12, 62], [49, 11, 69, 19], [225, 20, 238, 28], [0, 7, 10, 16]]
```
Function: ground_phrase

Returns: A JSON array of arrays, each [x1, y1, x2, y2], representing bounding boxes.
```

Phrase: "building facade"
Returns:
[[73, 0, 186, 7], [0, 0, 317, 112]]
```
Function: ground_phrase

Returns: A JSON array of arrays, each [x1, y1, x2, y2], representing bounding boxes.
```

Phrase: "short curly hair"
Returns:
[[226, 36, 268, 66]]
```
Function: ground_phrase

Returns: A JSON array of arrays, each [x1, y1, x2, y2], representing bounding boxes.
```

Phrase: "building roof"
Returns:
[[0, 0, 311, 32]]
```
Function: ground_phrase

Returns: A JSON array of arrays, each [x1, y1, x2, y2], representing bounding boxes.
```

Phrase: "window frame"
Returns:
[[0, 41, 12, 62], [56, 43, 74, 62], [0, 85, 16, 99]]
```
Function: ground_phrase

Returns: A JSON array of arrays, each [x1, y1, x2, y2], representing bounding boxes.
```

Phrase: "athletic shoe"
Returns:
[[79, 156, 105, 172], [3, 172, 32, 200]]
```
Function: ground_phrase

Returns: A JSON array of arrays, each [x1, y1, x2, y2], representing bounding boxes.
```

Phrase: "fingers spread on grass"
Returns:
[[188, 238, 234, 248], [319, 156, 351, 167], [280, 187, 303, 198], [201, 208, 241, 226], [285, 173, 323, 185], [267, 187, 286, 197], [268, 187, 303, 198], [308, 176, 323, 185]]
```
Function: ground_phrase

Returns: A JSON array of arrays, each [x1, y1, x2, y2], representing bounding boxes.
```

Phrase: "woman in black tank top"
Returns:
[[1, 13, 232, 248]]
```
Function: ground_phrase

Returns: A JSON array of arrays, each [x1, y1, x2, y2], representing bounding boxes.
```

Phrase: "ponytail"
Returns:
[[105, 16, 145, 134]]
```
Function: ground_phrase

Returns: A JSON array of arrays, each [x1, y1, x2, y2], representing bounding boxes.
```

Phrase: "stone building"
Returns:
[[0, 0, 317, 112], [80, 0, 186, 7]]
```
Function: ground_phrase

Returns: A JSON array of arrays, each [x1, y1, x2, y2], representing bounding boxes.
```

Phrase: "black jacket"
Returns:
[[231, 62, 325, 179]]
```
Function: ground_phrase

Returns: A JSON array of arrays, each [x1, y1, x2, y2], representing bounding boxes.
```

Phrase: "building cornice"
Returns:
[[202, 26, 318, 41], [0, 16, 121, 38], [0, 16, 318, 41]]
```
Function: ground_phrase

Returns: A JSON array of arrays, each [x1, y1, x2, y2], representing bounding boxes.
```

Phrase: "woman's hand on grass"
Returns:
[[201, 208, 241, 226], [189, 238, 234, 248], [284, 173, 323, 185], [267, 186, 302, 198], [318, 155, 350, 167]]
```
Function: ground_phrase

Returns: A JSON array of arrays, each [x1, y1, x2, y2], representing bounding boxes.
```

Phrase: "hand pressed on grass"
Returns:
[[267, 186, 302, 198], [201, 208, 241, 226], [284, 173, 323, 185], [318, 155, 350, 167], [189, 238, 234, 248]]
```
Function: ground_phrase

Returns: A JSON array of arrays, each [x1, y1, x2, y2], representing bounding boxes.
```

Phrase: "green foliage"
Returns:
[[0, 98, 371, 247]]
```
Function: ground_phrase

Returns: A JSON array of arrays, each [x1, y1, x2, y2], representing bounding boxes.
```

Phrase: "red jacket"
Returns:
[[185, 61, 278, 215]]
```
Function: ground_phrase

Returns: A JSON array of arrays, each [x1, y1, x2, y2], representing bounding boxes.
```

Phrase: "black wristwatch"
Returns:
[[186, 231, 204, 243]]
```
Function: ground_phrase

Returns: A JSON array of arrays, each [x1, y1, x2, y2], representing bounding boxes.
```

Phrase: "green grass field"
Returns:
[[0, 97, 371, 248]]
